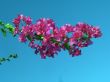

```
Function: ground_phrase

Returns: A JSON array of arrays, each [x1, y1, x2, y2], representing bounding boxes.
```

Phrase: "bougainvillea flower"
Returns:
[[12, 15, 102, 59]]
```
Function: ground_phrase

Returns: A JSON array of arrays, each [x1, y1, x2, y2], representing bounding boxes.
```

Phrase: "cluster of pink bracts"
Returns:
[[13, 15, 102, 59]]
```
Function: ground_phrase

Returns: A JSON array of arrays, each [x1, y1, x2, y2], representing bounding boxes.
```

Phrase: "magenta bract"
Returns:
[[13, 15, 102, 58]]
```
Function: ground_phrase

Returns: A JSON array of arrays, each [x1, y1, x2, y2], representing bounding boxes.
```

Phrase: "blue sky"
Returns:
[[0, 0, 110, 82]]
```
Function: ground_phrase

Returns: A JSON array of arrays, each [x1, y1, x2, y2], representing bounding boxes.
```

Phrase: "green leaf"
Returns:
[[9, 54, 18, 58], [0, 58, 3, 62], [0, 28, 6, 36], [6, 58, 10, 61], [12, 54, 18, 58], [9, 54, 13, 58], [51, 38, 57, 43], [64, 43, 70, 50], [83, 33, 88, 39], [5, 23, 14, 34], [0, 58, 6, 62], [2, 58, 6, 61], [35, 34, 44, 40], [0, 20, 4, 25], [50, 38, 61, 45], [26, 35, 32, 41], [0, 54, 18, 65], [8, 27, 14, 34], [5, 23, 11, 29]]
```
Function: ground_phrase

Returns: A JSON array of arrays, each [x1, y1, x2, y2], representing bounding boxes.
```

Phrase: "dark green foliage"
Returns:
[[64, 43, 70, 50], [26, 34, 33, 41], [0, 28, 6, 36], [0, 54, 18, 65], [34, 34, 44, 40]]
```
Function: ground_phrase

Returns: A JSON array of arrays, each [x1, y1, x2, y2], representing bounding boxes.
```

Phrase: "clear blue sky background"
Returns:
[[0, 0, 109, 82]]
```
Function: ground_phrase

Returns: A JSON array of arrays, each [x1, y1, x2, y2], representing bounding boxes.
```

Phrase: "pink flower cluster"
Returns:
[[13, 15, 102, 58]]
